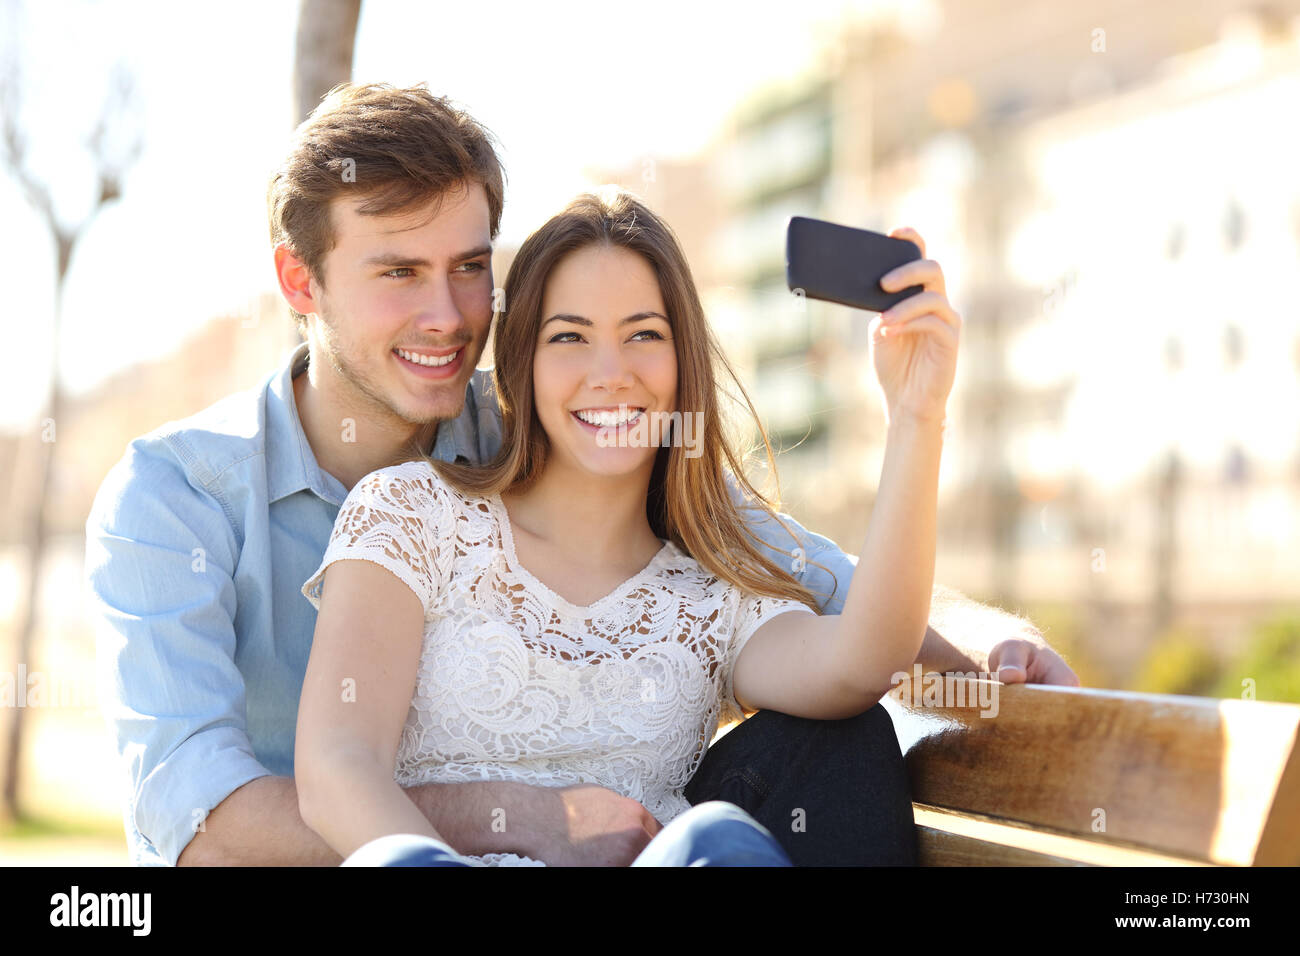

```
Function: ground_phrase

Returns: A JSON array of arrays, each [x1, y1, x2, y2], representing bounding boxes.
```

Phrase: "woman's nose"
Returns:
[[586, 341, 635, 392]]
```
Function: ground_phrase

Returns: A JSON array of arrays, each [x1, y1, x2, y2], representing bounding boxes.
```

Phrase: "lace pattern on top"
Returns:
[[302, 460, 815, 865]]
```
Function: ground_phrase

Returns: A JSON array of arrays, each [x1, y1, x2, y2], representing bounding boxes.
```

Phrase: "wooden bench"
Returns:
[[879, 676, 1300, 866]]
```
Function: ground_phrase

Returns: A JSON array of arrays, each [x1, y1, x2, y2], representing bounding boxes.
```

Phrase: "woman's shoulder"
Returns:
[[653, 541, 816, 616], [349, 459, 493, 521], [650, 540, 739, 598], [348, 458, 438, 501]]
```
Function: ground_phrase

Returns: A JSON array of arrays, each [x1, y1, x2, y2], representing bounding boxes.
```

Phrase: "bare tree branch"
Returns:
[[0, 44, 142, 823]]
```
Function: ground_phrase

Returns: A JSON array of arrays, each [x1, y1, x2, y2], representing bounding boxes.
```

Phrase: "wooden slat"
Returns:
[[881, 678, 1300, 866], [917, 826, 1083, 866], [914, 805, 1210, 866], [1253, 729, 1300, 865]]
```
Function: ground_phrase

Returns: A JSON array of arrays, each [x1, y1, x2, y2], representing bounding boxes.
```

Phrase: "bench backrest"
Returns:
[[881, 677, 1300, 866]]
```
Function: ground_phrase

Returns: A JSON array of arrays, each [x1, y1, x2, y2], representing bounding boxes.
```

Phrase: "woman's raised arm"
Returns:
[[732, 227, 959, 720], [732, 413, 946, 719]]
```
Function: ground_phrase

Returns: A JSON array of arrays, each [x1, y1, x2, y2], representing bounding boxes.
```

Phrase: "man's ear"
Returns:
[[274, 243, 321, 316]]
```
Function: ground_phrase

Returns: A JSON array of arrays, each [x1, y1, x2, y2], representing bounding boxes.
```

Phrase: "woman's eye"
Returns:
[[546, 329, 666, 344]]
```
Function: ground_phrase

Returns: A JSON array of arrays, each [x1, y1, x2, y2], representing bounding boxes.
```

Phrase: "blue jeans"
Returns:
[[341, 801, 792, 867]]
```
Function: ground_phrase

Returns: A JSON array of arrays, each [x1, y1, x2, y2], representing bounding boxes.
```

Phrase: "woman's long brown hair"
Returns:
[[396, 189, 831, 612]]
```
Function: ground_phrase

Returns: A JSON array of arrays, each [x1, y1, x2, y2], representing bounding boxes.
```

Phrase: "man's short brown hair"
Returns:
[[267, 82, 505, 332]]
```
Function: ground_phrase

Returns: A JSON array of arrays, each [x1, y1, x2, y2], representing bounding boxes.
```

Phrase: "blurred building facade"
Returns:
[[605, 0, 1300, 672]]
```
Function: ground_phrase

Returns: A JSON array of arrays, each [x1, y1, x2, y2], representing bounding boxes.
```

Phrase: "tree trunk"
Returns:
[[289, 0, 361, 350], [2, 274, 64, 822], [293, 0, 362, 125]]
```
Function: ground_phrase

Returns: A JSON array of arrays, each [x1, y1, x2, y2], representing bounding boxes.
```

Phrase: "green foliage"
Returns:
[[1131, 625, 1221, 698], [1006, 605, 1300, 704], [1019, 601, 1105, 688], [1213, 611, 1300, 704], [0, 810, 122, 841]]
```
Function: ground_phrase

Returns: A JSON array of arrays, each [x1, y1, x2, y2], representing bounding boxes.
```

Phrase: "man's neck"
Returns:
[[292, 365, 438, 492]]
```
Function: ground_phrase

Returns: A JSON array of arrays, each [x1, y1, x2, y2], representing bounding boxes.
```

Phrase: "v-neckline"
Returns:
[[489, 494, 671, 616]]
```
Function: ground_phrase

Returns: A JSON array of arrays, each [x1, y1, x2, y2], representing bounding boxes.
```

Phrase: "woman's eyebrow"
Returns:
[[541, 311, 669, 328]]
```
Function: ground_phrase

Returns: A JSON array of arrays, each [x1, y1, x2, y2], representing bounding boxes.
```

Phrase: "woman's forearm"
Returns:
[[833, 412, 946, 696], [298, 748, 449, 859]]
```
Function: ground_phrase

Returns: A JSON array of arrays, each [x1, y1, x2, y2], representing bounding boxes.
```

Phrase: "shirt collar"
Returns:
[[431, 377, 480, 467], [266, 341, 473, 506]]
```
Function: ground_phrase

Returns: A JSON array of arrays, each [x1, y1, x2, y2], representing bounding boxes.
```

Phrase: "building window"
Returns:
[[1165, 222, 1185, 261], [1164, 335, 1183, 372], [1223, 199, 1246, 251], [1225, 445, 1248, 485], [1223, 324, 1244, 367]]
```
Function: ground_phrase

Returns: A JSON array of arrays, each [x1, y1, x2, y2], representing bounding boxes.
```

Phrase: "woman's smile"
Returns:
[[571, 406, 647, 431]]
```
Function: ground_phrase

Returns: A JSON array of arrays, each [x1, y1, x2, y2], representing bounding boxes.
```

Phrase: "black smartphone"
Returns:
[[785, 216, 924, 312]]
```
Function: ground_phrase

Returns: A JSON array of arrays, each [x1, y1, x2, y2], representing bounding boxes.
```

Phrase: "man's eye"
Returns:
[[384, 267, 415, 278], [457, 261, 485, 273]]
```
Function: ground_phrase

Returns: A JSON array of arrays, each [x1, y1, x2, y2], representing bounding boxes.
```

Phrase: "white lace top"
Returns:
[[301, 460, 815, 866]]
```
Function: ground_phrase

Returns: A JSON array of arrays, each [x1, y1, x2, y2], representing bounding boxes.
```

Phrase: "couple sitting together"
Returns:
[[86, 83, 1079, 868]]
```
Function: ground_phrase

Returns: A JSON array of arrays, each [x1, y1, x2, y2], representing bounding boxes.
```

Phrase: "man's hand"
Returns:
[[919, 585, 1082, 687], [988, 632, 1081, 687], [523, 783, 663, 867]]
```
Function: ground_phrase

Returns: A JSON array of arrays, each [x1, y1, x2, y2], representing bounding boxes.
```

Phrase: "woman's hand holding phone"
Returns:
[[870, 227, 961, 428]]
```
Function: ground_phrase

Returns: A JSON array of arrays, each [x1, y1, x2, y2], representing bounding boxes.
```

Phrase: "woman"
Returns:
[[295, 189, 960, 866]]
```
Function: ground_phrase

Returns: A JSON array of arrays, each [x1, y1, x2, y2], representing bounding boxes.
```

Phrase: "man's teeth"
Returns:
[[397, 348, 459, 367], [574, 408, 645, 427]]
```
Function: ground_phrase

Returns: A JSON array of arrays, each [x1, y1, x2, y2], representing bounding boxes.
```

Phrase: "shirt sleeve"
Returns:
[[85, 438, 272, 866], [301, 462, 454, 619], [725, 475, 858, 615], [719, 591, 817, 726]]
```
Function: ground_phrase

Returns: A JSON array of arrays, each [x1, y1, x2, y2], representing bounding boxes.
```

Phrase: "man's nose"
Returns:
[[416, 274, 467, 338]]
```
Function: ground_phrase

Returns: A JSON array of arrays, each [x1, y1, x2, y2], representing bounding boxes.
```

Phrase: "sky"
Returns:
[[0, 0, 901, 433]]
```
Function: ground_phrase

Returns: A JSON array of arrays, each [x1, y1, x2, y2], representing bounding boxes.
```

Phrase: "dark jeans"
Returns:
[[683, 703, 918, 866]]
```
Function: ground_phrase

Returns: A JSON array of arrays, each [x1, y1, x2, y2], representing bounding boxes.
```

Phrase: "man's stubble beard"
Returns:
[[316, 312, 459, 432]]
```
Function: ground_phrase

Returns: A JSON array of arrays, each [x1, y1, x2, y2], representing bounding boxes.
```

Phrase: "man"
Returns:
[[85, 83, 1078, 868]]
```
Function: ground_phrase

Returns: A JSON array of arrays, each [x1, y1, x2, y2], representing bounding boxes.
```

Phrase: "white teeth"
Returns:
[[574, 408, 645, 427], [397, 348, 459, 367]]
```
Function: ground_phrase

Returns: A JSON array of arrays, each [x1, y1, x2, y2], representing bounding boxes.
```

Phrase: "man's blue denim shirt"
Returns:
[[84, 341, 855, 866]]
